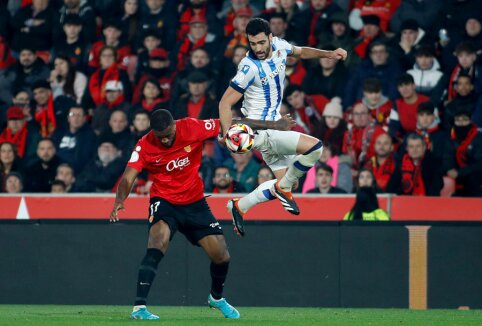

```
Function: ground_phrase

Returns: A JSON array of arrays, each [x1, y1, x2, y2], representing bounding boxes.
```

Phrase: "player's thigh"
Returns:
[[255, 130, 301, 155], [198, 234, 230, 264], [148, 220, 171, 253], [296, 133, 322, 154]]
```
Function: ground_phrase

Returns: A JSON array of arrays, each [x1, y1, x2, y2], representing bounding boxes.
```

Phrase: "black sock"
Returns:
[[210, 262, 229, 300], [134, 248, 164, 306]]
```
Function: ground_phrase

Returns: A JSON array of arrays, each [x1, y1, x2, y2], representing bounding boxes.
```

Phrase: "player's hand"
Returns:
[[217, 133, 227, 147], [274, 114, 296, 131], [110, 201, 125, 222], [331, 48, 348, 61]]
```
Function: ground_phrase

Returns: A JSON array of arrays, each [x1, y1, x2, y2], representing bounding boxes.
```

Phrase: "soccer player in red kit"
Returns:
[[110, 109, 240, 320]]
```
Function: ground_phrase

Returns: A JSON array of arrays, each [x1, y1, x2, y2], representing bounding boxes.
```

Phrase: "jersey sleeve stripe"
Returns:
[[267, 60, 282, 120], [230, 81, 246, 94]]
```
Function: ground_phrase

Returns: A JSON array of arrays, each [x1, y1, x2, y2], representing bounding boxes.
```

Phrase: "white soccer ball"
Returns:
[[225, 123, 255, 154]]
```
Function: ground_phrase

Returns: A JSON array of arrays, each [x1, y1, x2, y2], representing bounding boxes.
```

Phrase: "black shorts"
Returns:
[[148, 197, 223, 246]]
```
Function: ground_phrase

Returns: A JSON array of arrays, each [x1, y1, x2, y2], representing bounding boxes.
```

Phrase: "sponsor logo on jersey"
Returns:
[[260, 63, 285, 85], [166, 156, 190, 171]]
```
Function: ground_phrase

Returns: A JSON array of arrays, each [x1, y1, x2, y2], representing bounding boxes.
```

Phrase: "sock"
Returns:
[[134, 248, 164, 306], [279, 141, 323, 191], [210, 262, 229, 300], [237, 179, 277, 213]]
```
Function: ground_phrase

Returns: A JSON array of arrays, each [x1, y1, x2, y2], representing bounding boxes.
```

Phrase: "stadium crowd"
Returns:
[[0, 0, 481, 197]]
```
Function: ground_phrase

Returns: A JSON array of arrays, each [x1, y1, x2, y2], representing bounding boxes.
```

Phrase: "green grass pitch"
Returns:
[[1, 305, 482, 326]]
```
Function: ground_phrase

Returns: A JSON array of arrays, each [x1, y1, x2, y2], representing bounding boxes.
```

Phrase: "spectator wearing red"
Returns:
[[85, 46, 132, 109], [133, 48, 174, 105], [349, 0, 400, 32], [57, 0, 97, 43], [389, 73, 429, 140], [171, 71, 218, 120], [218, 0, 259, 38], [0, 36, 15, 71], [364, 133, 395, 192], [177, 0, 221, 41], [290, 0, 343, 47], [285, 84, 329, 136], [51, 14, 90, 72], [353, 14, 387, 59], [356, 78, 392, 129], [284, 49, 306, 86], [130, 79, 167, 121], [31, 80, 56, 137], [445, 109, 482, 197], [342, 102, 386, 170], [387, 133, 443, 196], [447, 42, 482, 101], [175, 15, 220, 72], [313, 97, 347, 155], [223, 7, 251, 58], [87, 20, 132, 71], [0, 106, 40, 159]]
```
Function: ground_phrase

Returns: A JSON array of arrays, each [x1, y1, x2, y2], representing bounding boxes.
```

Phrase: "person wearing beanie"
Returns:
[[353, 14, 388, 59], [312, 97, 347, 156]]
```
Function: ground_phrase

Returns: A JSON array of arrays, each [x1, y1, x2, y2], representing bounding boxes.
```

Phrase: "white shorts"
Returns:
[[253, 129, 301, 172]]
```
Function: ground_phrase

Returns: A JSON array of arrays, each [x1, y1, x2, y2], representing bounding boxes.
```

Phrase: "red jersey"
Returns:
[[127, 118, 219, 204]]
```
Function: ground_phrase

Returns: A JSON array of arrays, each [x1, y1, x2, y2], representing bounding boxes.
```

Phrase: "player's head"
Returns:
[[246, 18, 272, 60], [150, 109, 176, 147]]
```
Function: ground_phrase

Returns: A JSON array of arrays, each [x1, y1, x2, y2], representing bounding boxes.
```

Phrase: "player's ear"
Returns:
[[269, 33, 273, 41]]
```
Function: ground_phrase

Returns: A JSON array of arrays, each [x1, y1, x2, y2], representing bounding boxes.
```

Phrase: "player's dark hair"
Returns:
[[397, 73, 415, 86], [150, 109, 174, 131], [316, 163, 333, 175], [246, 18, 271, 37], [363, 78, 382, 93]]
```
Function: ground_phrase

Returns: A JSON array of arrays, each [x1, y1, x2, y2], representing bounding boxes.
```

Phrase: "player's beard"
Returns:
[[250, 41, 271, 60]]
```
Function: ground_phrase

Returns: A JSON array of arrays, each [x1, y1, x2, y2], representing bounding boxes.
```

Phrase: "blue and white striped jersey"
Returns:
[[230, 37, 294, 121]]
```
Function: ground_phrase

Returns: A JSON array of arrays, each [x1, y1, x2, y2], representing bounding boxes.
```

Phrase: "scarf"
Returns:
[[401, 154, 425, 196], [416, 125, 439, 151], [0, 39, 15, 69], [105, 94, 125, 109], [308, 6, 322, 47], [0, 125, 28, 158], [451, 123, 479, 168], [354, 29, 378, 58], [368, 154, 395, 191], [34, 94, 56, 137], [142, 98, 163, 112], [89, 65, 120, 107], [177, 34, 207, 71], [178, 6, 207, 40], [224, 33, 249, 58], [448, 65, 474, 101]]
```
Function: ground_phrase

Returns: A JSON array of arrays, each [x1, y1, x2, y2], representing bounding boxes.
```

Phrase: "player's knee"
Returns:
[[212, 249, 230, 265], [303, 140, 323, 159], [147, 233, 170, 252]]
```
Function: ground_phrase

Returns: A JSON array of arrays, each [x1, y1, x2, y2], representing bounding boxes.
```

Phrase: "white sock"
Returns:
[[238, 179, 277, 213], [279, 142, 323, 191], [133, 305, 146, 312]]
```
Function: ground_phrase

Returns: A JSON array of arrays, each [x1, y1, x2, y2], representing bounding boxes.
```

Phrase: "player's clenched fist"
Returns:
[[330, 48, 348, 61]]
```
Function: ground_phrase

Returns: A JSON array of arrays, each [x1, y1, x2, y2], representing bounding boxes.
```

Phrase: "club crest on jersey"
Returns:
[[260, 63, 286, 85], [166, 156, 190, 172], [184, 145, 191, 153]]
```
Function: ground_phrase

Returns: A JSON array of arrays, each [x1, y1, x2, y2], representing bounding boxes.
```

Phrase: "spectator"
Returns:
[[49, 55, 87, 104], [307, 163, 347, 194], [87, 20, 132, 71], [11, 0, 55, 52], [389, 73, 430, 139], [461, 14, 482, 63], [0, 90, 32, 129], [390, 19, 433, 71], [171, 71, 218, 120], [223, 7, 251, 59], [211, 165, 246, 193], [263, 0, 300, 28], [364, 133, 395, 192], [406, 46, 445, 102], [117, 0, 141, 49], [55, 162, 77, 192], [227, 151, 260, 192], [415, 102, 448, 162], [342, 102, 385, 170], [57, 0, 97, 43], [285, 84, 328, 135], [387, 133, 443, 196], [99, 110, 136, 160], [0, 106, 40, 159], [0, 36, 15, 72], [218, 0, 260, 38], [252, 165, 275, 191], [349, 0, 400, 32], [76, 139, 125, 192], [138, 0, 177, 50], [176, 15, 221, 72], [389, 0, 443, 34], [135, 30, 162, 80], [51, 14, 89, 73], [290, 0, 342, 47], [343, 185, 389, 220], [0, 47, 50, 104], [302, 45, 348, 99], [84, 46, 132, 109], [268, 12, 289, 40], [0, 142, 21, 191], [131, 109, 150, 141], [357, 78, 392, 128], [344, 42, 402, 108], [177, 0, 222, 41], [313, 97, 347, 155], [353, 15, 387, 60], [91, 80, 130, 136], [51, 106, 97, 174], [284, 49, 306, 86], [445, 109, 482, 197], [446, 42, 482, 99], [22, 138, 62, 192], [4, 172, 23, 193], [51, 179, 67, 193], [356, 168, 378, 190], [130, 79, 166, 119], [444, 74, 479, 131]]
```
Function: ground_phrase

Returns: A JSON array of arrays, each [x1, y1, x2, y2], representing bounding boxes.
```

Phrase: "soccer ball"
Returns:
[[225, 123, 254, 154]]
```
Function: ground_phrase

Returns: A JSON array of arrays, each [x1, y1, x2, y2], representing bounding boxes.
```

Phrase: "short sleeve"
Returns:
[[274, 37, 294, 56], [127, 141, 146, 172], [230, 60, 256, 94], [185, 118, 220, 141]]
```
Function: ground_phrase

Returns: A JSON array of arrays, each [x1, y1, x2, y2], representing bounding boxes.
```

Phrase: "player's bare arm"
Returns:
[[219, 86, 243, 137], [292, 45, 347, 61], [110, 166, 139, 222]]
